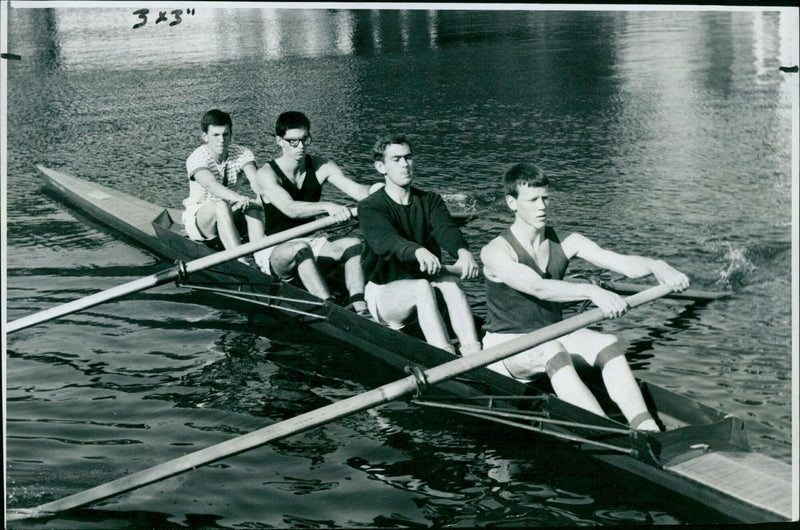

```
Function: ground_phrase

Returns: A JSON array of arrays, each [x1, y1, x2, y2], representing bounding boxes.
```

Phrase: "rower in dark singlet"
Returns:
[[478, 162, 688, 433], [484, 226, 569, 334], [262, 154, 322, 235], [252, 111, 374, 314]]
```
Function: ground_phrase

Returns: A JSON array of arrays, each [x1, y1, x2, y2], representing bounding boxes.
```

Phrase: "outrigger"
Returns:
[[6, 166, 794, 523]]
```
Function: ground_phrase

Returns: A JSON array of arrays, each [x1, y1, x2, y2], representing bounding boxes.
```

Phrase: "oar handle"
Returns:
[[7, 209, 358, 334], [6, 285, 672, 521]]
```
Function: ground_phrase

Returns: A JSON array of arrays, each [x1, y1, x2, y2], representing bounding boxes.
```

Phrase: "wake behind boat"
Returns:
[[7, 165, 793, 523]]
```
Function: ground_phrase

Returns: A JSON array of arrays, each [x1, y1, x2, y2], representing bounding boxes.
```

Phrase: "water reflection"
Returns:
[[9, 8, 457, 69], [0, 7, 660, 68]]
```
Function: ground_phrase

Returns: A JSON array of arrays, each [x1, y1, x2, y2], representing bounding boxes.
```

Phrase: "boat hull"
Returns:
[[34, 165, 793, 523]]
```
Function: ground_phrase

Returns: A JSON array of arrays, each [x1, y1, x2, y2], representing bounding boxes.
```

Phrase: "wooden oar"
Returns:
[[442, 265, 727, 303], [7, 210, 356, 334], [6, 284, 674, 521], [598, 280, 728, 302]]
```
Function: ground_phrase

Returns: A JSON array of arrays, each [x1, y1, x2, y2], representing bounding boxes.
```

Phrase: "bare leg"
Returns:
[[601, 354, 659, 431], [243, 203, 265, 243], [502, 341, 606, 417], [431, 275, 480, 352], [342, 253, 366, 311], [195, 201, 241, 250], [269, 241, 331, 300], [373, 279, 453, 352], [318, 238, 366, 312], [561, 329, 658, 431], [550, 365, 607, 417]]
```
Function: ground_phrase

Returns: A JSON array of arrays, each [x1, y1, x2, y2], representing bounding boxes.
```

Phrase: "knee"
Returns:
[[214, 200, 234, 217], [339, 238, 364, 261], [436, 278, 467, 300], [595, 339, 624, 370], [543, 346, 573, 378], [276, 241, 313, 264], [411, 280, 437, 302]]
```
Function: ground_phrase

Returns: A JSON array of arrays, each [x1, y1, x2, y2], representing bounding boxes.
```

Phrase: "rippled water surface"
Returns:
[[4, 6, 797, 527]]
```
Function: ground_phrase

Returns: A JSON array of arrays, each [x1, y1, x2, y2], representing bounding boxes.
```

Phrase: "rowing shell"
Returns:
[[12, 165, 794, 523]]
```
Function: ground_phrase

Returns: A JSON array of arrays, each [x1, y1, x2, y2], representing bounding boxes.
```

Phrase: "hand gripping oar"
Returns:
[[7, 209, 356, 334], [6, 283, 673, 521]]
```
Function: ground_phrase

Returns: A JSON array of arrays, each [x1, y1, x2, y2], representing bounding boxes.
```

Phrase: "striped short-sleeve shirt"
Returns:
[[183, 144, 255, 207]]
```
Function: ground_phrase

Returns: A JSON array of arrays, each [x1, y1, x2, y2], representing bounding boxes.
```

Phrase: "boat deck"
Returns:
[[666, 451, 793, 520]]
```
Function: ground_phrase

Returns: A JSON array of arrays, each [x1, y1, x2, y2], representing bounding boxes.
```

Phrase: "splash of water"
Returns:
[[442, 193, 478, 213], [714, 242, 756, 288]]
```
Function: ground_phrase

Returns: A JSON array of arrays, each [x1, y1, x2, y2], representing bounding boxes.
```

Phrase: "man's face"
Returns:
[[507, 184, 549, 230], [375, 143, 413, 187], [203, 124, 232, 158], [279, 127, 311, 160]]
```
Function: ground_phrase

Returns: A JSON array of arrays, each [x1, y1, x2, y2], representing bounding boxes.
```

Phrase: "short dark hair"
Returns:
[[201, 109, 232, 133], [503, 163, 549, 197], [372, 134, 412, 162], [275, 111, 311, 137]]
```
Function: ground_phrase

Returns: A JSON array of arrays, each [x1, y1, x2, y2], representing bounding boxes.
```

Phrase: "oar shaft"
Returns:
[[7, 284, 672, 520], [6, 275, 167, 334], [599, 280, 727, 302], [7, 209, 356, 334]]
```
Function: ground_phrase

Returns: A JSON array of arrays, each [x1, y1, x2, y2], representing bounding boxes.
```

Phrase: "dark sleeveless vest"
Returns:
[[484, 226, 570, 334], [262, 155, 322, 236]]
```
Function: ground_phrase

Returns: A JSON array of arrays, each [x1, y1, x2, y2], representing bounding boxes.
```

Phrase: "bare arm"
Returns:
[[562, 233, 689, 290], [318, 159, 372, 201], [194, 168, 252, 211], [254, 164, 352, 222], [242, 162, 264, 198]]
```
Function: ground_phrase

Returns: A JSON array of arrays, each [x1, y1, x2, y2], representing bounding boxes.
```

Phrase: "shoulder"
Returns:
[[309, 154, 331, 170], [411, 187, 443, 205], [256, 160, 279, 179], [481, 235, 517, 278], [482, 235, 516, 260], [186, 146, 210, 174], [560, 231, 591, 258], [186, 145, 207, 164], [229, 144, 254, 162], [411, 186, 435, 198], [257, 159, 277, 173], [359, 189, 385, 208], [311, 155, 341, 180]]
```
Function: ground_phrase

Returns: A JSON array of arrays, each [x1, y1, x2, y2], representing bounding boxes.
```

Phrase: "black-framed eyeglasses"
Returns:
[[282, 135, 312, 147]]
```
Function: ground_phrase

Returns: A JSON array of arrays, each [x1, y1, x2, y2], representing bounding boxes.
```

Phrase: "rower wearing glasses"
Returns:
[[181, 109, 265, 264], [358, 134, 482, 355], [253, 111, 378, 314], [478, 163, 690, 431]]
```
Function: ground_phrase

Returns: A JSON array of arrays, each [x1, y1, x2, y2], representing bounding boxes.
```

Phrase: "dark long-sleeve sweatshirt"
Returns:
[[359, 186, 469, 285]]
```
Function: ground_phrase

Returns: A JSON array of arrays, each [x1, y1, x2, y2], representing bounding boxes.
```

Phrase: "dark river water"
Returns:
[[4, 6, 796, 527]]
